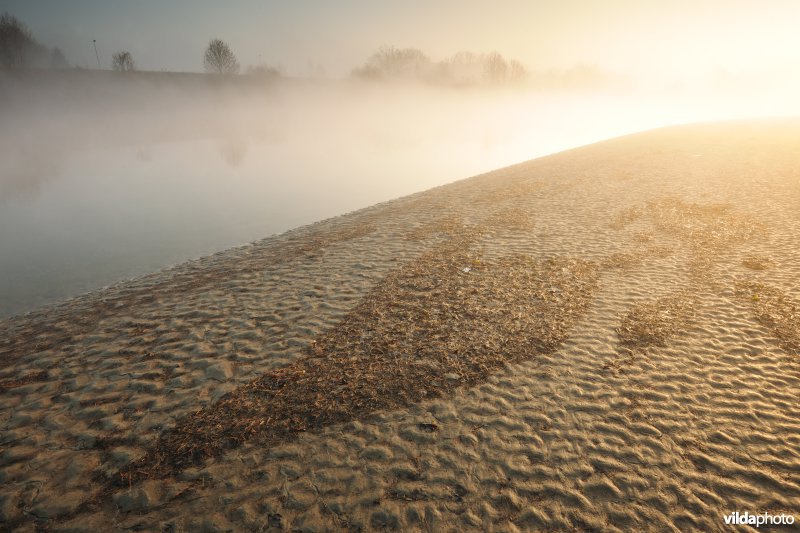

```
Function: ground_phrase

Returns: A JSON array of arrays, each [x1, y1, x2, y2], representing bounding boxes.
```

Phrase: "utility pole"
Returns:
[[93, 39, 101, 69]]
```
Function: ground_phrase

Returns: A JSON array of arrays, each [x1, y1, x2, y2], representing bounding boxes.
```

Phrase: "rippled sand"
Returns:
[[2, 119, 800, 532]]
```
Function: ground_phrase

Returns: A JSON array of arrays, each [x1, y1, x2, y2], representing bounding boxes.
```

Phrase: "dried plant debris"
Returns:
[[600, 245, 673, 271], [611, 170, 636, 182], [404, 214, 467, 241], [601, 352, 637, 374], [609, 198, 766, 355], [610, 197, 765, 279], [483, 206, 534, 232], [735, 280, 800, 353], [0, 223, 375, 368], [609, 206, 644, 230], [467, 179, 542, 208], [646, 198, 762, 248], [633, 231, 656, 244], [613, 198, 763, 247], [111, 239, 599, 485], [600, 252, 644, 270], [741, 256, 773, 271], [617, 293, 696, 348], [0, 370, 49, 393]]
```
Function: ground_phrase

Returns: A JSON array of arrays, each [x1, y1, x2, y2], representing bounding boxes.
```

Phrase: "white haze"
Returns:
[[1, 70, 799, 317]]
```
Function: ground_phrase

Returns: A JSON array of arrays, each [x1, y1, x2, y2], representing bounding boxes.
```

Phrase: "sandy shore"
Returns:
[[2, 119, 800, 531]]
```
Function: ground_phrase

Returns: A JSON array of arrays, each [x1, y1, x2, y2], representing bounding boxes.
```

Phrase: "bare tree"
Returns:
[[111, 51, 135, 72], [204, 39, 239, 74], [437, 51, 483, 84], [484, 52, 508, 83], [0, 12, 43, 68], [353, 46, 430, 79], [508, 60, 527, 83]]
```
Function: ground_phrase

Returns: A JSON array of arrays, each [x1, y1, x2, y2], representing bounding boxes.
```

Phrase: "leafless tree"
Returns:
[[484, 52, 508, 83], [111, 51, 135, 72], [508, 60, 527, 83], [437, 51, 483, 84], [204, 39, 239, 74], [353, 46, 430, 79], [0, 12, 40, 68]]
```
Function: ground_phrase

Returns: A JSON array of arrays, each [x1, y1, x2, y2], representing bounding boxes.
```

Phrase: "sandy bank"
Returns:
[[2, 119, 800, 531]]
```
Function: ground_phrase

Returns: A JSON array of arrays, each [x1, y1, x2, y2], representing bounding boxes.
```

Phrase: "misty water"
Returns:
[[0, 134, 520, 317], [1, 75, 791, 318]]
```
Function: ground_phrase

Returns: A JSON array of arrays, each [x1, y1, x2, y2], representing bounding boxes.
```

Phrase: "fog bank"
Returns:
[[1, 70, 798, 316]]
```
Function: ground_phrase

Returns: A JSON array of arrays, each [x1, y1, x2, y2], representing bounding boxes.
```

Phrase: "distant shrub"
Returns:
[[246, 64, 281, 78], [50, 47, 68, 68], [111, 51, 135, 72]]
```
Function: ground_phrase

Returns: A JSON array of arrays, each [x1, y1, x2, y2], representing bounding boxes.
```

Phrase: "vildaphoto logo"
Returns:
[[724, 511, 796, 527]]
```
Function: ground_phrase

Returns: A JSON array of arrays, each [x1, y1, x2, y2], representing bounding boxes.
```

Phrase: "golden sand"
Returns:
[[1, 119, 800, 531]]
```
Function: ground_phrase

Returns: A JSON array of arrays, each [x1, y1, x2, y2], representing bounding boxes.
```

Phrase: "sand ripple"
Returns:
[[2, 119, 800, 531]]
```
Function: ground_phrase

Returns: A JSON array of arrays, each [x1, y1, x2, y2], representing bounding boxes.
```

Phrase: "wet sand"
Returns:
[[2, 119, 800, 531]]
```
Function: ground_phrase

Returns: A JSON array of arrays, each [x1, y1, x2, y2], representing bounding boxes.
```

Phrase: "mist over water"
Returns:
[[1, 71, 798, 317]]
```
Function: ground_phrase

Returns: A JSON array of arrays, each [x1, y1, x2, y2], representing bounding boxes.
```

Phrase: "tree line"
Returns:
[[0, 13, 67, 69], [0, 12, 276, 76], [1, 11, 527, 85], [352, 46, 527, 85]]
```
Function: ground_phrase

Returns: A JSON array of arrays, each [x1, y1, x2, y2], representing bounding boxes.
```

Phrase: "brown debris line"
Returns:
[[113, 238, 599, 484], [377, 192, 447, 218], [600, 244, 674, 271], [114, 222, 376, 302], [0, 223, 375, 369], [482, 206, 534, 231], [610, 197, 766, 281], [735, 280, 800, 353], [600, 251, 644, 271], [0, 369, 48, 393], [742, 256, 774, 271], [633, 231, 655, 244], [609, 206, 645, 230], [610, 198, 766, 354], [648, 198, 763, 282], [466, 178, 543, 208], [405, 204, 534, 242], [612, 198, 763, 246], [616, 292, 697, 348], [404, 214, 466, 241], [646, 197, 764, 249]]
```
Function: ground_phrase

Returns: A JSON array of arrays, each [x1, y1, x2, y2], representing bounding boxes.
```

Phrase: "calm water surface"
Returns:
[[0, 88, 779, 317]]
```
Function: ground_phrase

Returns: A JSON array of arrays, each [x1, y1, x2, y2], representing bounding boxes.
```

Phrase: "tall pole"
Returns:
[[93, 39, 101, 69]]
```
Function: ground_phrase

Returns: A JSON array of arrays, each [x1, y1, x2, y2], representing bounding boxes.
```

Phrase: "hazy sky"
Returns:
[[3, 0, 800, 78]]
